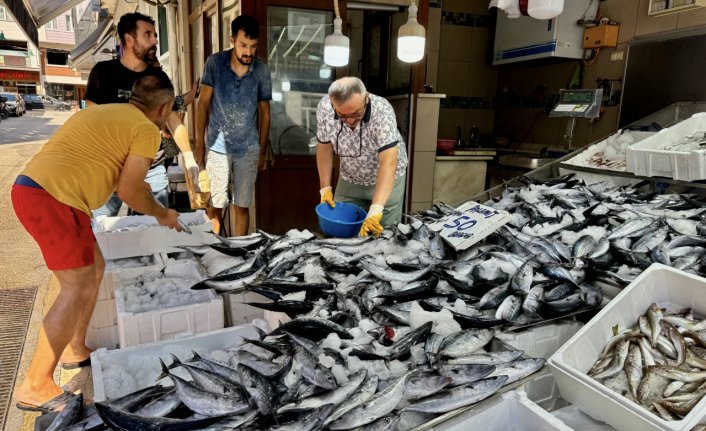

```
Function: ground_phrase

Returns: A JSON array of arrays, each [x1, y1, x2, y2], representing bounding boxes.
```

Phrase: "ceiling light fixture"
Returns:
[[324, 0, 350, 67], [397, 0, 426, 63]]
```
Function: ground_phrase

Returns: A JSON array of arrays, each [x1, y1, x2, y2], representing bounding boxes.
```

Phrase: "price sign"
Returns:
[[426, 201, 512, 250]]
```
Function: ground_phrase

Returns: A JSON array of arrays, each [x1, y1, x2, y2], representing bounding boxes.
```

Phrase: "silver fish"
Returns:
[[328, 371, 412, 430], [278, 369, 367, 413], [495, 294, 521, 321], [326, 374, 379, 424], [402, 375, 508, 414], [404, 372, 453, 400], [438, 329, 494, 358], [489, 358, 545, 384], [440, 350, 524, 366], [358, 258, 432, 283], [437, 363, 496, 387]]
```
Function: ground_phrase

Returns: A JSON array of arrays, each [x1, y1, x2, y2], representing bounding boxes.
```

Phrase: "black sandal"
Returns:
[[15, 390, 74, 414]]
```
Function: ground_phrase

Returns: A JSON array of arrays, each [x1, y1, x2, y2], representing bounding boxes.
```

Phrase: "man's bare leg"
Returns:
[[207, 206, 224, 235], [14, 248, 102, 407], [60, 243, 104, 364], [234, 206, 249, 236]]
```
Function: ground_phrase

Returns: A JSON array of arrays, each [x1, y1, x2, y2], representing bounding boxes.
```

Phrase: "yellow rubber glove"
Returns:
[[320, 186, 335, 208], [360, 204, 384, 237]]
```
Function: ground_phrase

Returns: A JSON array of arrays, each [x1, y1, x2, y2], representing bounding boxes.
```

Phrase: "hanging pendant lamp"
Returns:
[[397, 1, 426, 63]]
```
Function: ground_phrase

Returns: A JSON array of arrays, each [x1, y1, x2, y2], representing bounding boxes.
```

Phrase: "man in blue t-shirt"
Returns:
[[195, 15, 272, 236]]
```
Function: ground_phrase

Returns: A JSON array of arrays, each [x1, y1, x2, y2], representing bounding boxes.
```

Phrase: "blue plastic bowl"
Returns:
[[315, 202, 367, 238]]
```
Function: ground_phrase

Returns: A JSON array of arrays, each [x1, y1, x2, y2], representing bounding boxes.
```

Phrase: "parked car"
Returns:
[[43, 95, 72, 111], [20, 95, 32, 110], [21, 94, 71, 111], [0, 92, 26, 116]]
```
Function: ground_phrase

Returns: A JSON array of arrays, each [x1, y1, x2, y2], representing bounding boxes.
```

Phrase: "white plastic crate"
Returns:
[[95, 212, 217, 259], [100, 254, 164, 301], [114, 260, 224, 347], [94, 215, 168, 259], [91, 324, 259, 402], [548, 263, 706, 431], [163, 211, 218, 248], [626, 113, 706, 181], [431, 390, 573, 431], [497, 320, 583, 410], [563, 130, 654, 171], [225, 290, 267, 327]]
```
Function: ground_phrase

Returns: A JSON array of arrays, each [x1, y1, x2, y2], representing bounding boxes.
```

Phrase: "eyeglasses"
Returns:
[[334, 121, 364, 158], [333, 96, 368, 121]]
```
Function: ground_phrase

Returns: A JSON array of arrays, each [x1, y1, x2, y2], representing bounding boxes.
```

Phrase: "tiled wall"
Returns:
[[493, 0, 706, 150], [434, 0, 497, 142]]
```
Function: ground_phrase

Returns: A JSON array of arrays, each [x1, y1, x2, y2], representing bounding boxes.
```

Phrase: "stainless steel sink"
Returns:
[[498, 154, 557, 170]]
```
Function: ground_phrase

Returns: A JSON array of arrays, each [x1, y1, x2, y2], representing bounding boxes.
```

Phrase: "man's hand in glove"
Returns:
[[320, 186, 335, 208], [182, 152, 201, 193], [360, 204, 384, 237]]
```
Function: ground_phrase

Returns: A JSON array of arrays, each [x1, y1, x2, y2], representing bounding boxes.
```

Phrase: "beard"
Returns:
[[236, 53, 253, 65], [134, 44, 158, 64]]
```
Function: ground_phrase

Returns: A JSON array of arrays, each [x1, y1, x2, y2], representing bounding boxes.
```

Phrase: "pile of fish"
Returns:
[[588, 303, 706, 421], [48, 325, 544, 430], [473, 175, 706, 283]]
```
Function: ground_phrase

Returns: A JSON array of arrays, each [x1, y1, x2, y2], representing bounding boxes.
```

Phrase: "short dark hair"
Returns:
[[231, 15, 259, 39], [130, 71, 174, 110], [117, 12, 155, 47]]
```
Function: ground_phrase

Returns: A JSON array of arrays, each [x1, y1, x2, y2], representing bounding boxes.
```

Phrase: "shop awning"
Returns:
[[69, 17, 112, 67], [44, 74, 86, 85], [8, 0, 87, 47]]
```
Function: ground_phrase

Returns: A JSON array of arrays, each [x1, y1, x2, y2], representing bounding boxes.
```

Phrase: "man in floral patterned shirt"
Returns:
[[316, 77, 408, 237]]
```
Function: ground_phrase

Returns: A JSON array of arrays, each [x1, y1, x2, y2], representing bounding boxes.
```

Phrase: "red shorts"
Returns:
[[11, 184, 96, 270]]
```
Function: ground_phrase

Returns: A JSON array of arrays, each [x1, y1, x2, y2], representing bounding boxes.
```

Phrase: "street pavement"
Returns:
[[0, 109, 74, 430], [0, 109, 76, 145]]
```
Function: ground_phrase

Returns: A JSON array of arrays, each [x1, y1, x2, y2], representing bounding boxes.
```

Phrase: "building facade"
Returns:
[[0, 0, 86, 100], [0, 1, 41, 94]]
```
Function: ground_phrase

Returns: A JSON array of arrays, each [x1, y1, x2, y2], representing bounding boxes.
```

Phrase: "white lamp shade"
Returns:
[[527, 0, 564, 19], [397, 3, 426, 64], [324, 17, 350, 67], [398, 36, 425, 63], [272, 91, 283, 102], [324, 44, 350, 67], [281, 80, 290, 92]]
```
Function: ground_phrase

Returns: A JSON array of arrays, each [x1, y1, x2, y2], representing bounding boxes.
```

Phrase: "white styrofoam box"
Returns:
[[548, 263, 706, 431], [557, 166, 641, 188], [91, 324, 259, 402], [626, 113, 706, 180], [223, 290, 268, 327], [497, 321, 583, 410], [100, 254, 164, 301], [163, 210, 218, 248], [264, 310, 291, 330], [431, 390, 573, 431], [563, 130, 654, 171], [114, 260, 224, 347], [94, 215, 169, 259], [86, 325, 120, 351], [89, 299, 118, 329], [552, 404, 616, 431]]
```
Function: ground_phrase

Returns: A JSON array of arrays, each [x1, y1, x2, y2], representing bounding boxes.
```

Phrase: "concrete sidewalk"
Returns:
[[0, 109, 83, 431]]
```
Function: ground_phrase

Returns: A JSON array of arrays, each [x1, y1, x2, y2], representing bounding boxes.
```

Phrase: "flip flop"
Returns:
[[60, 357, 91, 370], [15, 390, 74, 414]]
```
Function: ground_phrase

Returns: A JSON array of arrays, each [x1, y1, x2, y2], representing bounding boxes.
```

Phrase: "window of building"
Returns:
[[47, 50, 69, 65], [46, 18, 58, 30], [0, 5, 12, 21], [65, 15, 73, 31], [158, 6, 168, 55]]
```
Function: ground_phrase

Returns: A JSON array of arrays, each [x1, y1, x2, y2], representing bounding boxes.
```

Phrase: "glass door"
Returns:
[[255, 0, 347, 234]]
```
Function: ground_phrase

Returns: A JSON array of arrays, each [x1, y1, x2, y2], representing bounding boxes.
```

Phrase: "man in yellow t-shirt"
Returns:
[[11, 73, 181, 413]]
